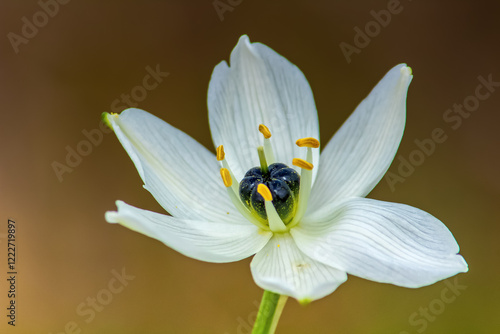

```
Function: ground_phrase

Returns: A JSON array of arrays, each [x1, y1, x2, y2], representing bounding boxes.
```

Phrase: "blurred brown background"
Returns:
[[1, 0, 499, 333]]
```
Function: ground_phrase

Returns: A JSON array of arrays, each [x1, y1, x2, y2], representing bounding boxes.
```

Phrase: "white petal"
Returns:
[[250, 233, 347, 302], [208, 35, 319, 181], [308, 65, 412, 212], [106, 108, 238, 222], [106, 201, 272, 263], [292, 198, 468, 288]]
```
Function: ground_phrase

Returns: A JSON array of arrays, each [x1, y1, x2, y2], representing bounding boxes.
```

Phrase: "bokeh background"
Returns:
[[1, 0, 499, 333]]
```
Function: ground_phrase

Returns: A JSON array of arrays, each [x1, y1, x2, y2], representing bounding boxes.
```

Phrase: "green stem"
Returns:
[[252, 290, 288, 334]]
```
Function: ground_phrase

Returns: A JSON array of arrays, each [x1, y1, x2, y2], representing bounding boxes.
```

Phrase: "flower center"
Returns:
[[239, 163, 300, 225], [217, 124, 319, 232]]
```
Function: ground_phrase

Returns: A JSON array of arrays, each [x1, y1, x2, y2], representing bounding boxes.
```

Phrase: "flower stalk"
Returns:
[[252, 290, 288, 334]]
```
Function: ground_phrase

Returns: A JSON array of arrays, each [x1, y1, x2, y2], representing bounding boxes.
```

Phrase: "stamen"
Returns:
[[216, 145, 239, 194], [220, 168, 232, 187], [257, 146, 269, 174], [220, 168, 268, 230], [259, 124, 276, 164], [258, 124, 272, 138], [257, 184, 287, 232], [296, 137, 320, 148], [289, 144, 316, 228], [292, 158, 313, 170], [216, 145, 225, 161]]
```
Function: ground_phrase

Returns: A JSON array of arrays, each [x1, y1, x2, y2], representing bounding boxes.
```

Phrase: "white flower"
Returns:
[[104, 35, 468, 303]]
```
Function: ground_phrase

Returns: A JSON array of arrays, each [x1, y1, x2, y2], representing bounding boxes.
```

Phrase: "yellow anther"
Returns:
[[220, 168, 232, 187], [259, 124, 272, 139], [257, 184, 273, 201], [296, 137, 320, 148], [216, 145, 225, 161], [293, 158, 314, 170]]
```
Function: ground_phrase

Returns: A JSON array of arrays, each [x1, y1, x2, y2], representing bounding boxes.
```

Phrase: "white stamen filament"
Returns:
[[263, 138, 276, 165], [264, 201, 288, 232], [289, 147, 314, 228], [217, 145, 239, 194], [258, 184, 287, 232], [259, 124, 276, 164], [225, 187, 268, 230], [221, 160, 240, 194], [221, 170, 268, 230]]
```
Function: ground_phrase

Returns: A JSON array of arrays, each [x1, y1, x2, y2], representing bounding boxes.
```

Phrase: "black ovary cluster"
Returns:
[[239, 163, 300, 225]]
